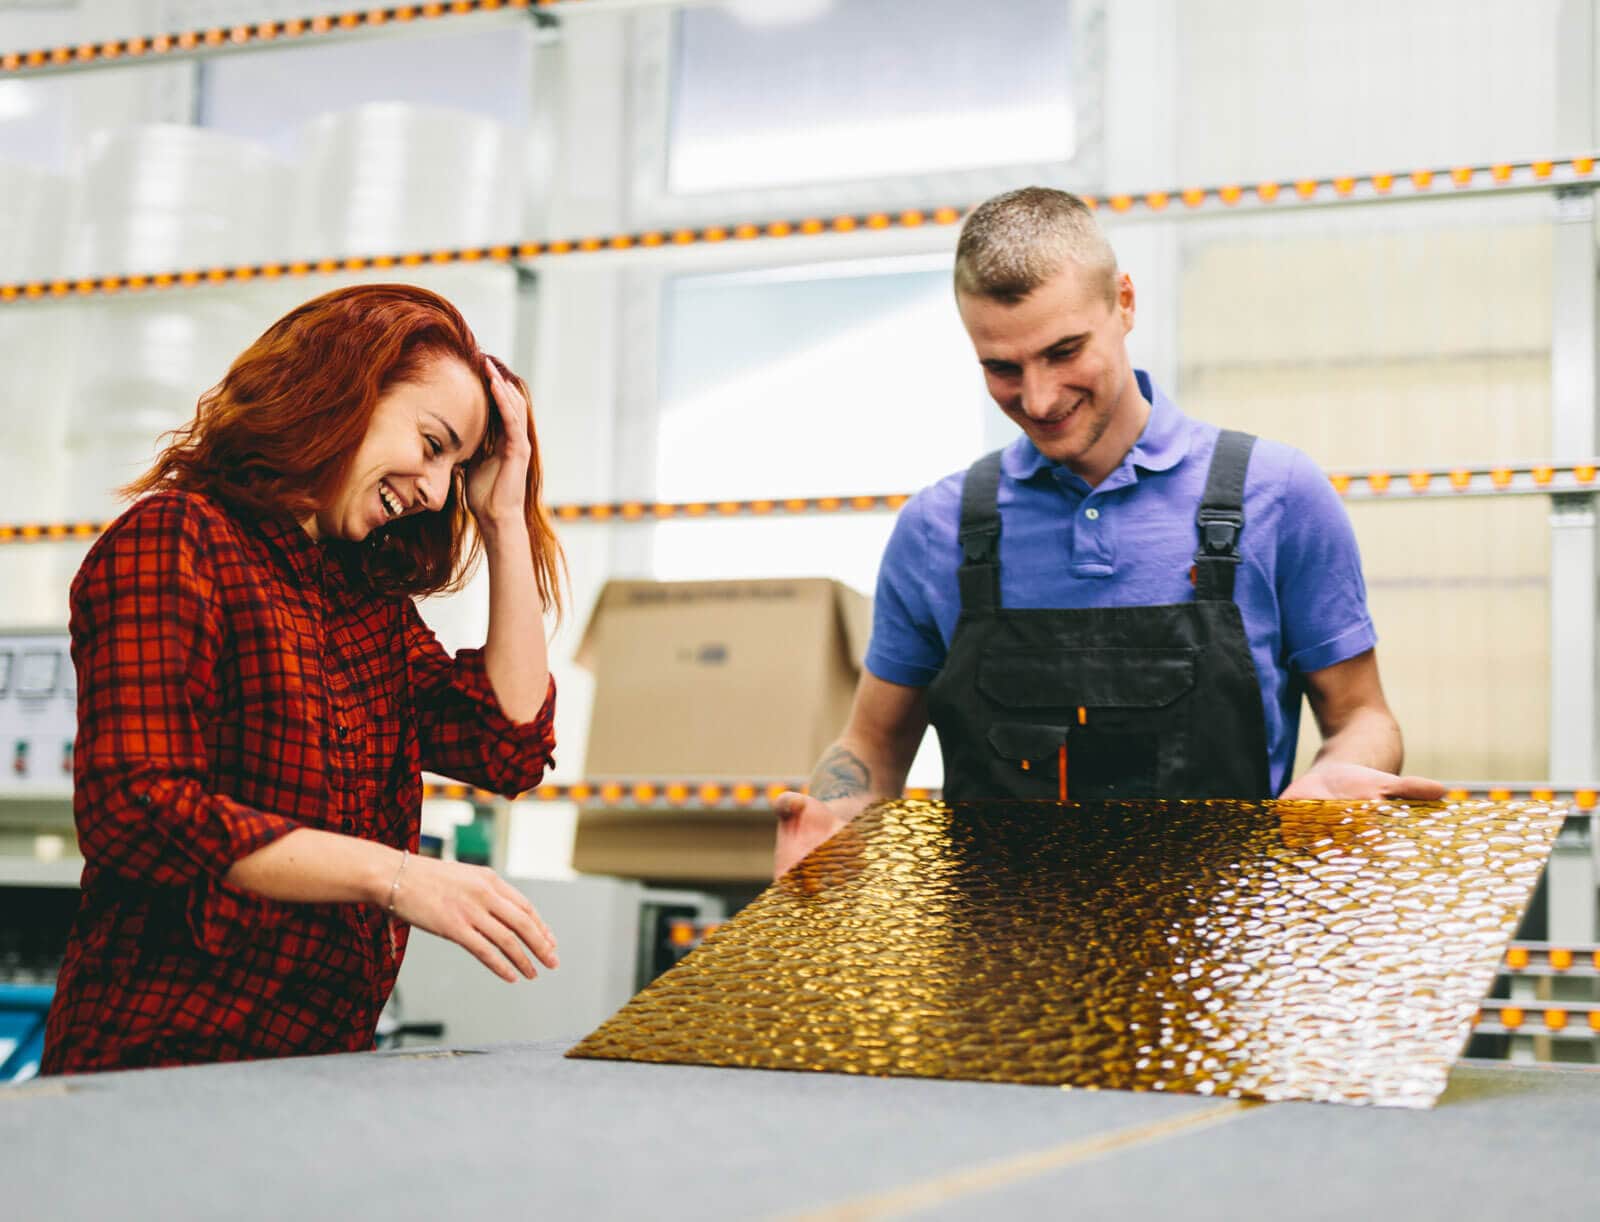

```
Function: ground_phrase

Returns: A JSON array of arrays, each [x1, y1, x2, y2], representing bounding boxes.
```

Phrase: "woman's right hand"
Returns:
[[388, 854, 558, 982]]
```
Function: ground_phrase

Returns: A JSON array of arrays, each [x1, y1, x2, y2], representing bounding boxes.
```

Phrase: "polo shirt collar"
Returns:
[[1000, 369, 1194, 483]]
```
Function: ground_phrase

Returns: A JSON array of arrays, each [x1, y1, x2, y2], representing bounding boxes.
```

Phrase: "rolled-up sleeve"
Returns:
[[403, 601, 556, 796], [71, 495, 300, 952], [865, 490, 947, 688], [1276, 450, 1378, 675]]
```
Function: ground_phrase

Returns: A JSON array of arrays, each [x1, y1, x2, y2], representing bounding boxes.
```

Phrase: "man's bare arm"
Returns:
[[1279, 649, 1445, 801], [774, 673, 928, 876], [809, 743, 873, 802]]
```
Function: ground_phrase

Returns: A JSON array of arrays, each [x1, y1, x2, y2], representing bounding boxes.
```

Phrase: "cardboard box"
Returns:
[[566, 810, 779, 884], [572, 577, 870, 882]]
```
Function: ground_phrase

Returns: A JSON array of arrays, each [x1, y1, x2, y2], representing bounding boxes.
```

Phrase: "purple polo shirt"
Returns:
[[866, 370, 1377, 795]]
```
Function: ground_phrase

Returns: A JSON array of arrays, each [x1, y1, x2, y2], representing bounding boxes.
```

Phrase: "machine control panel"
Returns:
[[0, 631, 75, 800]]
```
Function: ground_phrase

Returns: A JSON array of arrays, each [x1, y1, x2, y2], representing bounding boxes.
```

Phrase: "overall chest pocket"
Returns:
[[979, 648, 1199, 800], [977, 647, 1197, 715]]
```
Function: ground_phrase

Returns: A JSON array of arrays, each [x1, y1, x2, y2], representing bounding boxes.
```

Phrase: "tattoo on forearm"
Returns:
[[810, 746, 870, 801]]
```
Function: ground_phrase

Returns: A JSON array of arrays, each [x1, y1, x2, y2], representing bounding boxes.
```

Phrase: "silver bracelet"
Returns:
[[386, 849, 409, 915]]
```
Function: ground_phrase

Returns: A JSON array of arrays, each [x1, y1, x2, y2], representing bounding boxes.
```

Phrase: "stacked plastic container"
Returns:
[[64, 125, 293, 524], [7, 99, 525, 628], [68, 123, 286, 279], [292, 102, 519, 257], [290, 102, 522, 369], [0, 161, 73, 625]]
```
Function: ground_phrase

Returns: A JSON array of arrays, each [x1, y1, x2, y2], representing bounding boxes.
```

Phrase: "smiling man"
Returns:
[[774, 186, 1443, 876]]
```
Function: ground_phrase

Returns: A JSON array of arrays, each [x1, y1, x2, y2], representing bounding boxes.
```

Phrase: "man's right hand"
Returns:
[[773, 676, 931, 878], [773, 791, 849, 877]]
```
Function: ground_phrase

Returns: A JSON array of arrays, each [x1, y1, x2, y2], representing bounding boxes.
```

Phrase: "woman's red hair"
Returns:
[[126, 282, 565, 612]]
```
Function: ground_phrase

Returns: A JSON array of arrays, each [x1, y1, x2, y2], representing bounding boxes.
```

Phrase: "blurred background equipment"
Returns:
[[389, 876, 723, 1049]]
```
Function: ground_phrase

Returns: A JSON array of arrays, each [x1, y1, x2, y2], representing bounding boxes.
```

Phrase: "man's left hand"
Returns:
[[1278, 762, 1447, 802]]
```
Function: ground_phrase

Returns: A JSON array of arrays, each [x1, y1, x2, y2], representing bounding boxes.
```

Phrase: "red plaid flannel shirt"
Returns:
[[42, 490, 556, 1074]]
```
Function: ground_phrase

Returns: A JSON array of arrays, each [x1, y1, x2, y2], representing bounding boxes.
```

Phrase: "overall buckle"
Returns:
[[959, 525, 1000, 565], [1195, 507, 1243, 561]]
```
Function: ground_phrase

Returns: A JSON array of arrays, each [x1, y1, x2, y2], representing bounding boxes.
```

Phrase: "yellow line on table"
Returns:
[[0, 1081, 75, 1101], [781, 1099, 1260, 1222]]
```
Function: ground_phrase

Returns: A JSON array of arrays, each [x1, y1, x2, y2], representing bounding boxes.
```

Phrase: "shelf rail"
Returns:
[[417, 780, 1600, 809], [1, 156, 1595, 308], [0, 0, 547, 77], [2, 460, 1597, 546]]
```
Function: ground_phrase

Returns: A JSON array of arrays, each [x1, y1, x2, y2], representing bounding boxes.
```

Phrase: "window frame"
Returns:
[[623, 0, 1107, 231]]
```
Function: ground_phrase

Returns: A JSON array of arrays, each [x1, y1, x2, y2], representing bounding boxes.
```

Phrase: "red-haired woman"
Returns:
[[42, 283, 566, 1073]]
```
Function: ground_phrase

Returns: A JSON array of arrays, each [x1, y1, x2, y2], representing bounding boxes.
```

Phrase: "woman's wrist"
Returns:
[[365, 842, 407, 906], [476, 512, 531, 550]]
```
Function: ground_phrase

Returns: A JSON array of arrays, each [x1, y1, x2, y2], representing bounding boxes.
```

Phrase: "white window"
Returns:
[[669, 0, 1077, 193], [650, 254, 987, 593], [0, 75, 71, 172], [629, 0, 1100, 228], [196, 24, 534, 156], [656, 257, 985, 501]]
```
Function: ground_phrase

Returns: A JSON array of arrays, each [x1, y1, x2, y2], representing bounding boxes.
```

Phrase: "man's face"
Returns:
[[958, 264, 1138, 477]]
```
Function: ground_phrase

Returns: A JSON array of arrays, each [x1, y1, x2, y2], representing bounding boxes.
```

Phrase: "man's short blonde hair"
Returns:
[[954, 187, 1119, 305]]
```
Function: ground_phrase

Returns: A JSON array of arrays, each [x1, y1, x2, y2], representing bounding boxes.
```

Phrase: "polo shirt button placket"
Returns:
[[1071, 496, 1114, 575]]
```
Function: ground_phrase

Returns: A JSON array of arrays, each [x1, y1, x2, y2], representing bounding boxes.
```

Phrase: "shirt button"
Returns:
[[336, 724, 348, 740], [1084, 507, 1100, 521]]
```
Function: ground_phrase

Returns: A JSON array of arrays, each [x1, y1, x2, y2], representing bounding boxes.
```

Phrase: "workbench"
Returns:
[[3, 1041, 1596, 1219]]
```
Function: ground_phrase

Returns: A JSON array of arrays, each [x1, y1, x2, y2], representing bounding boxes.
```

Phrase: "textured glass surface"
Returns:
[[569, 799, 1564, 1108]]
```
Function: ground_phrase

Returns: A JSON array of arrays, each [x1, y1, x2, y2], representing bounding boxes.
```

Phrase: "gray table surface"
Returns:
[[2, 1040, 1596, 1220]]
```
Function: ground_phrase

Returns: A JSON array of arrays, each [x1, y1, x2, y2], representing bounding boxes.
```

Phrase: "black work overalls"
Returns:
[[926, 430, 1272, 802]]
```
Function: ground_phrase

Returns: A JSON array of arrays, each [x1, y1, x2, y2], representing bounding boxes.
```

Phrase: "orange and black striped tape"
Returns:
[[416, 780, 1599, 809], [3, 462, 1598, 545], [0, 157, 1595, 305], [0, 1, 549, 75], [1328, 461, 1600, 499], [0, 215, 967, 305], [539, 463, 1600, 515], [1473, 1001, 1600, 1035], [1502, 942, 1600, 976]]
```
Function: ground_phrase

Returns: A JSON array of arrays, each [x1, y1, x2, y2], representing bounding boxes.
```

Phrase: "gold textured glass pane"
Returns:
[[569, 799, 1564, 1108]]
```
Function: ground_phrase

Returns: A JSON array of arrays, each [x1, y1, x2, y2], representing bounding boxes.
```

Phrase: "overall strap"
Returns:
[[957, 450, 1005, 614], [1194, 429, 1257, 602]]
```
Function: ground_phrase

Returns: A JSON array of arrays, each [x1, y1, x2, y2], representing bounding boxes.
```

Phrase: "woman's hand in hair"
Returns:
[[467, 357, 534, 536], [470, 355, 551, 720]]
